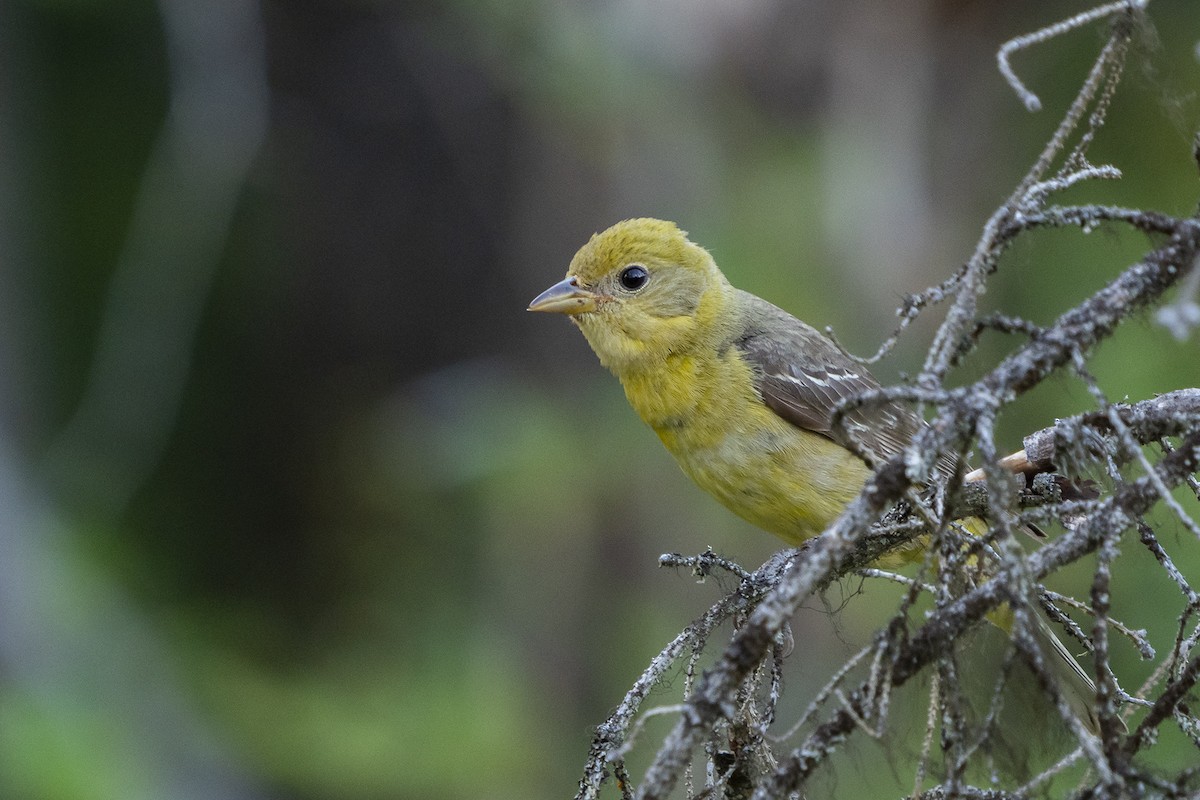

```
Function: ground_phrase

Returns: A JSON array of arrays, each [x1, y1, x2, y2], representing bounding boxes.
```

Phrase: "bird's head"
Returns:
[[528, 219, 729, 375]]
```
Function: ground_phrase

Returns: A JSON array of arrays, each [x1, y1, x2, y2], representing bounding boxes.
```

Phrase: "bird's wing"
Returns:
[[733, 292, 925, 467], [733, 293, 1047, 536]]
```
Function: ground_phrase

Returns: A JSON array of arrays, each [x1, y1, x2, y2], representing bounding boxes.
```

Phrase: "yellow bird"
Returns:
[[529, 218, 942, 549], [529, 217, 1106, 733]]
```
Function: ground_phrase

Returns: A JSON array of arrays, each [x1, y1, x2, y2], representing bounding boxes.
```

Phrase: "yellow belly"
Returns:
[[662, 410, 870, 545], [620, 348, 884, 548]]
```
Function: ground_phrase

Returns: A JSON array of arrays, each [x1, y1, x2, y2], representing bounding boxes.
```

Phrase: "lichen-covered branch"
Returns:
[[573, 3, 1200, 798]]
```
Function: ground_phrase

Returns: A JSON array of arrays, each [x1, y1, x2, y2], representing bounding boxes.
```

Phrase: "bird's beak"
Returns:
[[527, 276, 598, 315]]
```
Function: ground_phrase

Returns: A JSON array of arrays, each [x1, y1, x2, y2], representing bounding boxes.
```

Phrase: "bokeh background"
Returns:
[[1, 1, 1198, 798]]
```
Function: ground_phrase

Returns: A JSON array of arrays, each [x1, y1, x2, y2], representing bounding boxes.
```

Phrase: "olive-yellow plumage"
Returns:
[[530, 217, 1108, 733], [531, 218, 906, 547]]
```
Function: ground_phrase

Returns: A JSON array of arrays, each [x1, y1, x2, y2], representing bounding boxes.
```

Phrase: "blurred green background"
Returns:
[[1, 1, 1198, 798]]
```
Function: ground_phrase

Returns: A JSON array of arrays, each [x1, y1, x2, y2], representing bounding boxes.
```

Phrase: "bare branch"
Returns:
[[573, 4, 1200, 798]]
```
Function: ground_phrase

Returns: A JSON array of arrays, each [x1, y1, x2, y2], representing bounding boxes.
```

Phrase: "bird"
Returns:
[[528, 217, 1107, 734], [528, 218, 949, 550]]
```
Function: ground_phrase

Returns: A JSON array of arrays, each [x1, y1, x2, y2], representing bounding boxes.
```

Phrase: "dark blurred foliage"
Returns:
[[0, 0, 1197, 798]]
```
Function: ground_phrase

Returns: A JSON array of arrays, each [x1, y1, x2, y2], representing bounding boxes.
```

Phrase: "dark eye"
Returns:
[[618, 264, 648, 291]]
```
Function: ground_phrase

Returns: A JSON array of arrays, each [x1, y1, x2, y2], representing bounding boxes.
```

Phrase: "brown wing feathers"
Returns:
[[733, 292, 923, 467]]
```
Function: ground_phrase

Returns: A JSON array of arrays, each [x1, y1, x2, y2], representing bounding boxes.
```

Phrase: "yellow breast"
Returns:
[[619, 346, 871, 545]]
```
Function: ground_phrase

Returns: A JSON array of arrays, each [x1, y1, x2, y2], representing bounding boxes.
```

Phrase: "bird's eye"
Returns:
[[618, 264, 649, 291]]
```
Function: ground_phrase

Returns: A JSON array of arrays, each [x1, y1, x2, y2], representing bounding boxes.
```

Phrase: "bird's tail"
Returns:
[[1032, 606, 1120, 736], [953, 516, 1113, 737]]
